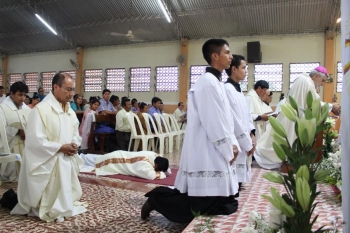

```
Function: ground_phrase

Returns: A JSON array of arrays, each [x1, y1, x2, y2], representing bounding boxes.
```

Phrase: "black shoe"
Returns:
[[141, 201, 153, 220], [0, 188, 18, 210]]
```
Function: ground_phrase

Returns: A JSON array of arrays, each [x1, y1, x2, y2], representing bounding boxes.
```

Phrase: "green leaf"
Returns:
[[289, 95, 299, 111], [306, 91, 313, 108]]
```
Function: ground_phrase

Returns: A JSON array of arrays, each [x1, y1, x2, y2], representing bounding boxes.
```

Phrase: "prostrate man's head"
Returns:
[[151, 97, 162, 109], [202, 39, 233, 72], [0, 86, 5, 97], [52, 73, 75, 104], [309, 66, 328, 89], [102, 89, 111, 101], [225, 54, 247, 81], [154, 157, 169, 172], [10, 82, 29, 108], [254, 80, 269, 99], [122, 98, 131, 112]]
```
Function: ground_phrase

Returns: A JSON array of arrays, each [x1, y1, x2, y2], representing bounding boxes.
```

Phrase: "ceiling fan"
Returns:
[[110, 30, 145, 42]]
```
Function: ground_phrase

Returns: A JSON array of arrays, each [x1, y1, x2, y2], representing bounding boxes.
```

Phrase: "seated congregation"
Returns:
[[0, 39, 341, 230]]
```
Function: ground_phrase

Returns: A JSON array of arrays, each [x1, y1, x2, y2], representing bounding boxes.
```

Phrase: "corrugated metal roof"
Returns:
[[0, 0, 341, 54]]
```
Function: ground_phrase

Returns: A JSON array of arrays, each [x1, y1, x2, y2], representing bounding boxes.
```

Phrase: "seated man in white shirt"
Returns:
[[173, 102, 186, 130], [115, 98, 132, 150], [80, 151, 169, 180]]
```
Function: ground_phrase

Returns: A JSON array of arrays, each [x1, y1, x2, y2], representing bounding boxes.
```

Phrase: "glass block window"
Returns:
[[190, 65, 237, 88], [130, 67, 151, 92], [105, 68, 125, 92], [61, 70, 76, 79], [0, 74, 2, 86], [41, 72, 56, 92], [8, 73, 23, 87], [289, 62, 320, 88], [190, 65, 207, 87], [156, 66, 178, 92], [337, 62, 342, 93], [24, 72, 39, 93], [84, 69, 102, 92], [254, 64, 283, 91]]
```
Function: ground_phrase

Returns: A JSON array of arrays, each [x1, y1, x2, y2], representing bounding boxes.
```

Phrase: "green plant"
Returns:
[[262, 91, 330, 233], [322, 118, 338, 158]]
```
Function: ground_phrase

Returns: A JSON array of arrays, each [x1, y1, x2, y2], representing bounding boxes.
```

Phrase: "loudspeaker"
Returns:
[[247, 41, 262, 63]]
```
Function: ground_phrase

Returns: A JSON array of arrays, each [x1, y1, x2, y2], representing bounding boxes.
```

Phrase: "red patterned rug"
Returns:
[[0, 182, 186, 232], [81, 169, 178, 186]]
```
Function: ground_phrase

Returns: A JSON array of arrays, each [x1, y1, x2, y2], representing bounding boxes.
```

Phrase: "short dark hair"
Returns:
[[154, 157, 169, 172], [32, 95, 40, 100], [178, 102, 183, 106], [90, 98, 100, 105], [151, 97, 162, 105], [10, 82, 28, 94], [38, 87, 44, 91], [268, 91, 273, 97], [52, 72, 72, 91], [131, 98, 138, 106], [0, 86, 4, 90], [25, 95, 30, 99], [254, 80, 269, 90], [225, 54, 246, 77], [109, 95, 119, 104], [202, 39, 229, 65], [139, 102, 147, 110], [121, 98, 130, 107], [102, 89, 111, 95], [89, 96, 97, 103]]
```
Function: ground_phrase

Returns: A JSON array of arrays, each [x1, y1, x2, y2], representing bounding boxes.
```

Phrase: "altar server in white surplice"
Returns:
[[80, 151, 169, 180], [141, 39, 240, 224], [245, 80, 270, 140], [11, 73, 87, 222], [0, 82, 30, 181], [224, 55, 256, 184], [255, 66, 341, 170]]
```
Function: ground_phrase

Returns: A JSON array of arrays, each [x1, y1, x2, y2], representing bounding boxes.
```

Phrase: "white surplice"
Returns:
[[224, 82, 255, 182], [174, 72, 240, 197], [0, 96, 30, 181], [255, 73, 331, 169], [11, 92, 87, 222], [245, 89, 266, 139], [92, 151, 166, 180]]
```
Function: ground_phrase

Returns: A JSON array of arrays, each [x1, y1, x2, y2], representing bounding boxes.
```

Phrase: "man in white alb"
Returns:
[[255, 66, 341, 169], [11, 73, 87, 222], [80, 151, 169, 180], [141, 39, 240, 223], [0, 82, 30, 181], [245, 80, 270, 139], [0, 86, 5, 103], [224, 54, 256, 186]]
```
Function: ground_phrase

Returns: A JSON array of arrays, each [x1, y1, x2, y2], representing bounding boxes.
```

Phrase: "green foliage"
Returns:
[[262, 91, 331, 233]]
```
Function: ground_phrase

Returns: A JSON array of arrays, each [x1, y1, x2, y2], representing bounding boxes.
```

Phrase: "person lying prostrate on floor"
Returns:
[[79, 151, 169, 180]]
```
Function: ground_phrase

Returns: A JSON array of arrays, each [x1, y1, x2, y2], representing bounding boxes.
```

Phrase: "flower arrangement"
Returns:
[[250, 92, 332, 233], [323, 118, 339, 158]]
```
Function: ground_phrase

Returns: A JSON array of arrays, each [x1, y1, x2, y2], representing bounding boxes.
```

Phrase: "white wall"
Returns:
[[6, 33, 342, 104]]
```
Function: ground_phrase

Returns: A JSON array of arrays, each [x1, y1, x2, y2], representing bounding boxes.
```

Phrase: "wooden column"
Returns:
[[179, 38, 189, 104], [76, 48, 84, 94], [324, 33, 336, 103], [1, 54, 8, 90]]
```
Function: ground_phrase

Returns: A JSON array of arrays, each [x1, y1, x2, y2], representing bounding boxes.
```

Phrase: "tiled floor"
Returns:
[[0, 148, 343, 232]]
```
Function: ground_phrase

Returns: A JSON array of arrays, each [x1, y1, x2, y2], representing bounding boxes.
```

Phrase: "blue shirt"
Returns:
[[148, 106, 161, 130], [98, 99, 116, 113], [36, 94, 46, 101], [70, 102, 86, 111]]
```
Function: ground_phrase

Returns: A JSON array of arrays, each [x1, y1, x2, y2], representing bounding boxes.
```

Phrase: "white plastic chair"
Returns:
[[154, 113, 177, 153], [0, 115, 21, 174], [142, 113, 169, 155], [127, 112, 154, 151], [165, 113, 185, 149]]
